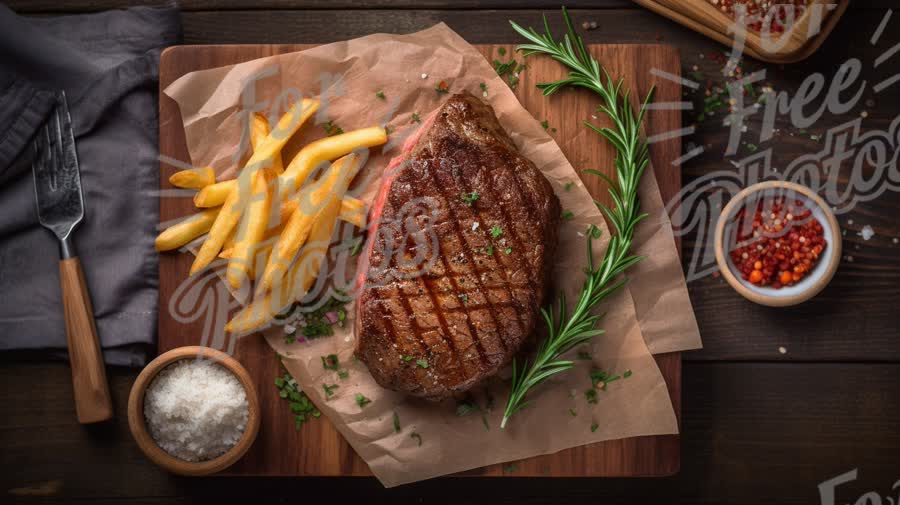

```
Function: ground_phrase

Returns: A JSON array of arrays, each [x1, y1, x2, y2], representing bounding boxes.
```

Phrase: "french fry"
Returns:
[[169, 166, 215, 189], [226, 171, 271, 289], [155, 208, 219, 251], [251, 113, 284, 176], [339, 196, 366, 228], [258, 153, 364, 293], [276, 126, 386, 202], [194, 180, 233, 208], [190, 98, 319, 275], [225, 197, 341, 334], [196, 179, 365, 227]]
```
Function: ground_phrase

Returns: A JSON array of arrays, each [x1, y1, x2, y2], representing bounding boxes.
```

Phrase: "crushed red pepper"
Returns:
[[729, 196, 827, 288], [706, 0, 809, 34]]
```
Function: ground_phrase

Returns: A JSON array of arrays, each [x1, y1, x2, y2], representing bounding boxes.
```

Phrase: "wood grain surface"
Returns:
[[58, 257, 113, 424], [3, 3, 899, 504], [158, 43, 683, 477]]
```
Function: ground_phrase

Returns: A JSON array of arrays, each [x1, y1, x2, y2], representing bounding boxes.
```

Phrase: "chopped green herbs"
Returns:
[[411, 112, 421, 123], [415, 359, 429, 369], [322, 383, 340, 398], [355, 393, 371, 408], [455, 399, 479, 417], [275, 371, 320, 430], [568, 408, 578, 417], [435, 80, 449, 94], [564, 181, 575, 191], [384, 125, 393, 135], [489, 225, 503, 238], [504, 247, 512, 255], [401, 355, 414, 362], [561, 210, 574, 220], [393, 411, 401, 433], [458, 293, 469, 304], [375, 91, 386, 100], [322, 354, 339, 371], [584, 389, 598, 404], [323, 120, 344, 136], [410, 432, 423, 446], [492, 57, 524, 89], [588, 224, 602, 239], [461, 191, 479, 205], [503, 463, 518, 474], [623, 369, 632, 378], [479, 82, 488, 95], [338, 369, 350, 379], [280, 292, 349, 339], [498, 47, 507, 56], [591, 422, 599, 433], [483, 244, 494, 256], [589, 368, 631, 391], [350, 237, 364, 256]]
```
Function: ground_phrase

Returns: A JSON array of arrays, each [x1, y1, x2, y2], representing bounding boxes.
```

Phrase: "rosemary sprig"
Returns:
[[501, 8, 653, 429]]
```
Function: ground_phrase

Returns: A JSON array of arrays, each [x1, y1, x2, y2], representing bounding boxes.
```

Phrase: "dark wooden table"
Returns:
[[3, 2, 898, 504]]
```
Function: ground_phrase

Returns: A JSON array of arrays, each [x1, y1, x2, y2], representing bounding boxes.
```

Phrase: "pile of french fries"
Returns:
[[156, 98, 387, 334]]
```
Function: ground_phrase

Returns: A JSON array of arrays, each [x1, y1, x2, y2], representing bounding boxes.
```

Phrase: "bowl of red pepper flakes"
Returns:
[[714, 181, 841, 307]]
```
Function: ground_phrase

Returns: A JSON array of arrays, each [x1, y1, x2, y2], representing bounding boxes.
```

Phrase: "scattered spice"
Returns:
[[323, 120, 344, 136], [490, 225, 503, 238], [355, 393, 371, 408], [561, 210, 575, 220], [275, 371, 320, 431], [411, 112, 421, 124], [321, 354, 339, 371], [729, 196, 827, 288], [461, 191, 479, 205], [322, 383, 339, 398], [435, 80, 450, 94], [375, 91, 386, 100]]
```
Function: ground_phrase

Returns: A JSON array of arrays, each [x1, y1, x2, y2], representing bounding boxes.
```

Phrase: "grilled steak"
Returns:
[[354, 92, 560, 399]]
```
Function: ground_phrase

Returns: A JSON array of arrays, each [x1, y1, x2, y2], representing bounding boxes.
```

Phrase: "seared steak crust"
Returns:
[[355, 92, 560, 399]]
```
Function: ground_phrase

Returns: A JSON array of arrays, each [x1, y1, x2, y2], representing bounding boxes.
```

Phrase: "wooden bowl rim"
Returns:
[[127, 345, 261, 476], [714, 180, 842, 307]]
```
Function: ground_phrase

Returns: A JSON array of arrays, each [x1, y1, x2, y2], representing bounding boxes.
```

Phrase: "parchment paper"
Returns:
[[164, 24, 700, 487]]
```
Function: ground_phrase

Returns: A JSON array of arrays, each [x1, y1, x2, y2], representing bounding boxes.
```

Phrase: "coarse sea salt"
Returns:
[[144, 359, 248, 462]]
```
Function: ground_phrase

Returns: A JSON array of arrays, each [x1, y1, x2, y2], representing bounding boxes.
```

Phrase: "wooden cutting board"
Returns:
[[158, 43, 682, 477]]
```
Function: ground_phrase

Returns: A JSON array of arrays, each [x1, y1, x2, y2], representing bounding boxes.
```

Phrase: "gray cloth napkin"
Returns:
[[0, 6, 181, 366]]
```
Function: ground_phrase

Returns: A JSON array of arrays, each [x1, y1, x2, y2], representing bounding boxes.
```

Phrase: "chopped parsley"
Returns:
[[479, 82, 488, 95], [455, 399, 479, 417], [504, 247, 512, 255], [338, 369, 350, 379], [585, 388, 598, 404], [624, 370, 633, 378], [411, 112, 421, 124], [435, 80, 449, 94], [458, 293, 468, 304], [461, 191, 479, 205], [279, 292, 349, 339], [401, 355, 414, 362], [322, 354, 339, 371], [384, 125, 393, 135], [355, 393, 371, 408], [589, 368, 631, 391], [410, 432, 423, 446], [564, 181, 575, 191], [561, 210, 575, 220], [489, 225, 503, 238], [322, 383, 340, 398], [375, 91, 386, 100], [482, 244, 494, 256], [323, 120, 344, 136], [492, 57, 524, 89], [349, 236, 364, 256], [541, 120, 549, 129], [498, 47, 507, 56], [588, 224, 602, 239], [591, 422, 599, 433], [275, 371, 320, 430], [393, 411, 401, 433], [568, 408, 578, 417], [415, 359, 429, 369]]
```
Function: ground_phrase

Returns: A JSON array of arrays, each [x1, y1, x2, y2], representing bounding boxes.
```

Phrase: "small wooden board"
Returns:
[[159, 43, 682, 477]]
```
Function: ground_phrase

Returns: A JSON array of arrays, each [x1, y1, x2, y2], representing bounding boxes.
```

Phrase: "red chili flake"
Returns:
[[728, 195, 827, 289], [435, 80, 449, 94], [707, 0, 809, 34]]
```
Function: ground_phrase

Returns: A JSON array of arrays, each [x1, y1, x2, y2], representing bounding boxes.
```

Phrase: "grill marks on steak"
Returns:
[[355, 92, 560, 399]]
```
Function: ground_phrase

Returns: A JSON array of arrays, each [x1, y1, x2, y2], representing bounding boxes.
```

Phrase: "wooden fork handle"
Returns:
[[59, 257, 113, 423]]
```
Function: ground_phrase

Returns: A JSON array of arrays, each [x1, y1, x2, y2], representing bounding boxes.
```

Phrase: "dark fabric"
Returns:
[[0, 6, 181, 366]]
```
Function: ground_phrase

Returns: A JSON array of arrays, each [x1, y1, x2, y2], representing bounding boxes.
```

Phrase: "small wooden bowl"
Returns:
[[127, 346, 260, 476], [714, 181, 841, 307]]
